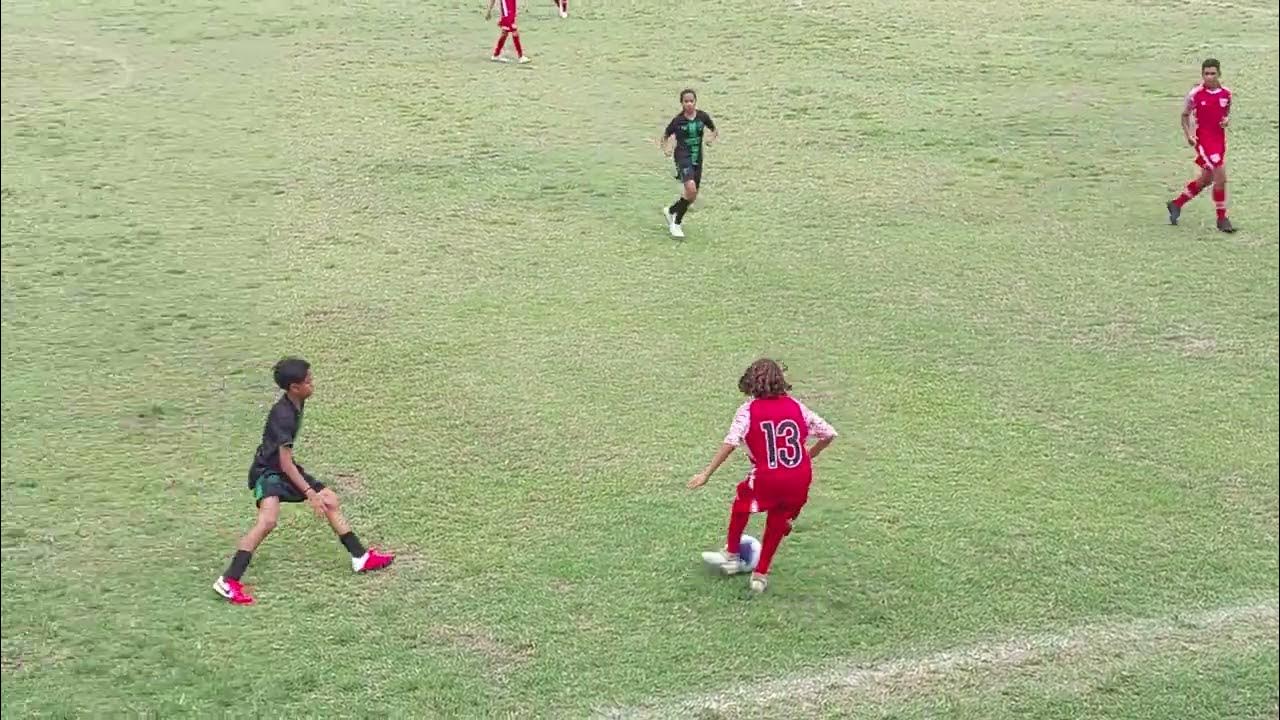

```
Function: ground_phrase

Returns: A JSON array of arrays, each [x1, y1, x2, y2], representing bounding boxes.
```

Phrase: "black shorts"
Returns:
[[250, 466, 325, 506], [675, 163, 703, 186]]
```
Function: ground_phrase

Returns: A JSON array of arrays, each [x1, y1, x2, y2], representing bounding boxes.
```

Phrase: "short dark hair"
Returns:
[[738, 358, 792, 398], [679, 88, 697, 102], [1202, 58, 1220, 71], [273, 357, 310, 390]]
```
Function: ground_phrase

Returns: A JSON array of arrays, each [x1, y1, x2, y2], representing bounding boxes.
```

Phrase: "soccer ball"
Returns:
[[737, 534, 762, 571]]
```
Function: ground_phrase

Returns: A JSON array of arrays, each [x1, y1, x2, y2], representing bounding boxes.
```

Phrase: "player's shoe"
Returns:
[[663, 206, 676, 227], [491, 55, 510, 63], [670, 223, 685, 239], [517, 56, 531, 64], [701, 548, 748, 575], [1217, 217, 1236, 234], [749, 573, 769, 594], [353, 548, 395, 573], [1166, 201, 1181, 226], [213, 576, 255, 605]]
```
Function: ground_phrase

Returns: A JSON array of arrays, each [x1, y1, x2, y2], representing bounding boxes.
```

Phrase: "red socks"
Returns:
[[725, 511, 749, 554], [755, 511, 793, 575], [493, 32, 507, 56], [510, 32, 523, 57], [1172, 180, 1227, 221], [1172, 180, 1203, 208]]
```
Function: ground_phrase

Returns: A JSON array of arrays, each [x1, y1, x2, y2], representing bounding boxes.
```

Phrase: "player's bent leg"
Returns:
[[243, 496, 281, 550], [703, 509, 752, 575], [316, 492, 395, 573], [492, 30, 510, 61], [751, 509, 793, 593], [214, 497, 281, 605]]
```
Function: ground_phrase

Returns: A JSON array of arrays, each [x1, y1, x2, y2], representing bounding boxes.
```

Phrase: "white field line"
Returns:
[[599, 599, 1278, 718]]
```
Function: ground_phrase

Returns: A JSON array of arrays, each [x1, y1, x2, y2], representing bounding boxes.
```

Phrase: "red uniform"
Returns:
[[1185, 84, 1231, 169], [496, 0, 517, 29], [723, 394, 837, 517]]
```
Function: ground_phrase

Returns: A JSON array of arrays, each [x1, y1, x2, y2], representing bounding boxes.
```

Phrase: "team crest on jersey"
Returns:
[[1219, 97, 1229, 108]]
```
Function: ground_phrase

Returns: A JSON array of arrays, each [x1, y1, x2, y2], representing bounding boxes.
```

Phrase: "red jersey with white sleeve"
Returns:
[[1185, 84, 1231, 168], [723, 394, 837, 513]]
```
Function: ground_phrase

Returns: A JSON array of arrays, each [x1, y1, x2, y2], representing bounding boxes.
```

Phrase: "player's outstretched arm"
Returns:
[[484, 0, 495, 20], [688, 444, 735, 488], [1181, 104, 1196, 146]]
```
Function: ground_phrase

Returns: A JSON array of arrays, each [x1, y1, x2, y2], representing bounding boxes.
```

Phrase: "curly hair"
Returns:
[[738, 358, 791, 398]]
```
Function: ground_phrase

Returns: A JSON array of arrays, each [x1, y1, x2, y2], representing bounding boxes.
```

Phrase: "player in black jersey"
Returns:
[[659, 89, 717, 239]]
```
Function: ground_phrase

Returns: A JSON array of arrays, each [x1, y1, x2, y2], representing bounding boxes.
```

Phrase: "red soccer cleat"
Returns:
[[353, 548, 395, 573], [213, 576, 255, 605]]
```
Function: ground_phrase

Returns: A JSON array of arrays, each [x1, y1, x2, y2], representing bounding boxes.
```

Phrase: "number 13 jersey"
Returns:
[[724, 394, 838, 492]]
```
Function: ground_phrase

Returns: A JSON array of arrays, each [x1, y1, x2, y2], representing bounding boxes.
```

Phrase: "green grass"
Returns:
[[2, 0, 1277, 716]]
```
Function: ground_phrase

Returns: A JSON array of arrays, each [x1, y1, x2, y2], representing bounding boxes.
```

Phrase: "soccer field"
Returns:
[[2, 0, 1278, 716]]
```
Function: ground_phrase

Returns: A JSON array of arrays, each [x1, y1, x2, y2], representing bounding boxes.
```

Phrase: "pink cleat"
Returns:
[[353, 548, 395, 573]]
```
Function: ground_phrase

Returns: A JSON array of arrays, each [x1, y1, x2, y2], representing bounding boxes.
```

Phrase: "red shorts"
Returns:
[[496, 0, 517, 29], [732, 469, 811, 516], [1194, 140, 1226, 169]]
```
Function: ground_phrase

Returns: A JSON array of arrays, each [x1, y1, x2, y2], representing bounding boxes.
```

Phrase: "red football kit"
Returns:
[[1185, 83, 1231, 169], [723, 394, 837, 517]]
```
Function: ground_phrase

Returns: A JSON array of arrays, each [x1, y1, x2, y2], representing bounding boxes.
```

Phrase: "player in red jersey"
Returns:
[[688, 359, 838, 594], [486, 0, 530, 64], [1167, 58, 1235, 233]]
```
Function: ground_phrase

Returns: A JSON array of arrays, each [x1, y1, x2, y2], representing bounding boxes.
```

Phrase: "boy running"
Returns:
[[688, 359, 837, 594], [213, 358, 394, 605]]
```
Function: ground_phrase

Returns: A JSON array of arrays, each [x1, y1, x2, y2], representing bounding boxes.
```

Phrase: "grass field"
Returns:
[[2, 0, 1278, 716]]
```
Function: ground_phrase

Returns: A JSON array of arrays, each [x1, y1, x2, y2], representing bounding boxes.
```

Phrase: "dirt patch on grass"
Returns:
[[1071, 319, 1138, 349], [429, 625, 535, 680], [330, 469, 366, 498], [1163, 333, 1218, 358]]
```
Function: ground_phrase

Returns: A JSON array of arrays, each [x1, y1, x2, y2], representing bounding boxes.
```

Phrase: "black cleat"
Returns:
[[1166, 201, 1181, 225], [1217, 217, 1237, 234]]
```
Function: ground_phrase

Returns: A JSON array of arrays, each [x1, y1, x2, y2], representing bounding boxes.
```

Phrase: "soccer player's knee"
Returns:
[[258, 515, 278, 533]]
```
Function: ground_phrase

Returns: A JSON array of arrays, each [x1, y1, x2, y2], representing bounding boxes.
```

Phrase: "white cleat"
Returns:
[[701, 549, 748, 575], [749, 573, 769, 593], [663, 206, 676, 226], [517, 55, 532, 64], [670, 223, 685, 239], [559, 8, 568, 17], [491, 55, 510, 63]]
